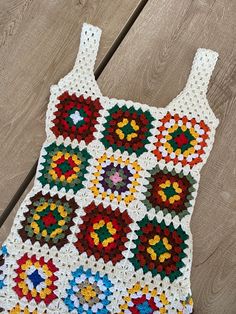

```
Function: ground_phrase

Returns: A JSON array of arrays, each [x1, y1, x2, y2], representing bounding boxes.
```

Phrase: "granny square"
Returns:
[[143, 165, 197, 218], [118, 282, 170, 313], [63, 266, 113, 313], [74, 201, 133, 265], [7, 304, 46, 313], [89, 152, 143, 205], [153, 112, 210, 167], [38, 142, 90, 193], [118, 282, 193, 314], [18, 191, 78, 249], [101, 104, 155, 156], [13, 253, 59, 305], [130, 215, 189, 282], [51, 91, 103, 144]]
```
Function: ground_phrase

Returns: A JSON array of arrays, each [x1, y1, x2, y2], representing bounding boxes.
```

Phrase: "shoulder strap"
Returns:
[[74, 22, 102, 73], [185, 48, 219, 95]]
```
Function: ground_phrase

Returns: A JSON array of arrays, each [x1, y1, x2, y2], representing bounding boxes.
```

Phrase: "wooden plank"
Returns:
[[96, 0, 236, 313], [0, 181, 34, 246], [0, 0, 142, 214]]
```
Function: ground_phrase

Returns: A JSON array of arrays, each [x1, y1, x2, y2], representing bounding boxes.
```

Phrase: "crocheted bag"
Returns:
[[0, 23, 219, 313]]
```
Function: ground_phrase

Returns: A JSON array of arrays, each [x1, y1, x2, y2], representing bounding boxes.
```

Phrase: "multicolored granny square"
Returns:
[[64, 266, 113, 313], [7, 304, 46, 314], [118, 282, 169, 314], [130, 216, 188, 282], [74, 202, 133, 265], [51, 91, 102, 144], [101, 105, 154, 156], [38, 142, 90, 193], [13, 253, 58, 305], [143, 165, 196, 218], [89, 153, 142, 205], [118, 283, 193, 314], [153, 112, 210, 167], [18, 192, 78, 249], [0, 245, 8, 289]]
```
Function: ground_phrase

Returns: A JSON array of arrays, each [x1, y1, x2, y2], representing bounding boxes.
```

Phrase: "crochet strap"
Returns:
[[74, 23, 102, 73], [185, 48, 219, 95]]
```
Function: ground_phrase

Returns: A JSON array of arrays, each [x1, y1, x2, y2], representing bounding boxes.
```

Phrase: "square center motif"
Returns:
[[74, 201, 133, 265], [153, 112, 210, 167], [89, 153, 142, 205], [130, 216, 188, 282], [101, 105, 154, 156], [143, 165, 196, 218], [19, 191, 78, 249], [51, 91, 102, 144], [38, 142, 90, 193]]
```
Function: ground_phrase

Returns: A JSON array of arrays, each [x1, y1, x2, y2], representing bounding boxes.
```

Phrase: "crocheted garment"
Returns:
[[0, 23, 219, 314]]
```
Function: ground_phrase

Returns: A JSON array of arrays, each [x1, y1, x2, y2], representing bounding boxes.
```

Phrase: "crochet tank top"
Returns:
[[0, 23, 219, 314]]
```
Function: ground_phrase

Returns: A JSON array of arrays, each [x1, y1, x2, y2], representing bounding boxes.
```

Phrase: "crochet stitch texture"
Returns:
[[0, 23, 219, 313]]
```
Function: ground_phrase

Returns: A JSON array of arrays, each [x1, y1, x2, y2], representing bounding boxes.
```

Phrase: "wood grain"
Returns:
[[0, 180, 34, 246], [0, 0, 141, 214], [96, 0, 236, 313]]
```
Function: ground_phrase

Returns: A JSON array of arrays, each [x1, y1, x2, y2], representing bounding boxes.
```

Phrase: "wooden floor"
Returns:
[[0, 0, 236, 313]]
